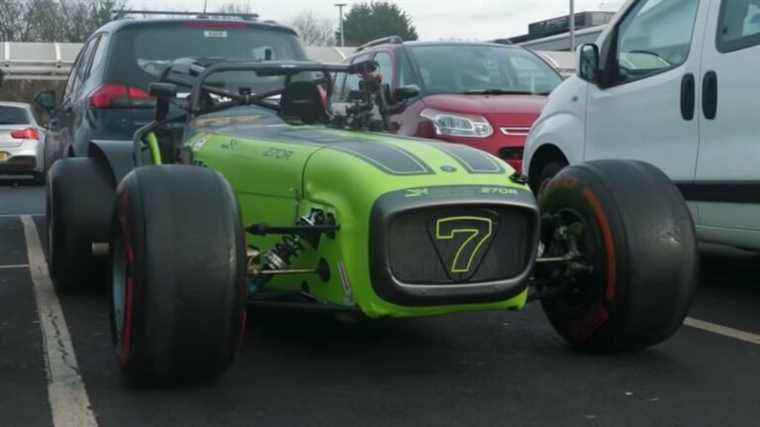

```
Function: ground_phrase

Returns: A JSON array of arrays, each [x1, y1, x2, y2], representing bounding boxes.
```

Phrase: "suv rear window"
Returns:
[[107, 22, 307, 93], [0, 106, 30, 125]]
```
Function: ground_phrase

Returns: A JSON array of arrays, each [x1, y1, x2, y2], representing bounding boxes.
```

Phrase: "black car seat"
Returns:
[[279, 81, 329, 125]]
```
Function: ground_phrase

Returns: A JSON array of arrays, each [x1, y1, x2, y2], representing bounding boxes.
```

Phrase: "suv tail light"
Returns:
[[11, 127, 40, 140], [89, 84, 153, 109]]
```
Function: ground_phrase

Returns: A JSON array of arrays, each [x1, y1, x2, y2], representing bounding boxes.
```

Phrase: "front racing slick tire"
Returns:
[[538, 160, 698, 352], [110, 165, 247, 386], [47, 158, 114, 292]]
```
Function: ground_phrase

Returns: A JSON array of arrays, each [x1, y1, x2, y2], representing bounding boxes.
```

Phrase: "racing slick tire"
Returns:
[[538, 160, 698, 352], [110, 165, 247, 386], [47, 158, 114, 292]]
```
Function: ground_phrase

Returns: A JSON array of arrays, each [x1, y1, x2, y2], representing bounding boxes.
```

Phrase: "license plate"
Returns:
[[0, 152, 8, 161], [203, 30, 227, 38]]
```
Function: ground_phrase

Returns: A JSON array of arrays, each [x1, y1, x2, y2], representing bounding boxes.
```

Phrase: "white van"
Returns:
[[524, 0, 760, 251]]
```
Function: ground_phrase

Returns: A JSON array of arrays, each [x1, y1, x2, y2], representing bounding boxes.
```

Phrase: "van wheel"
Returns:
[[111, 165, 247, 386], [539, 160, 698, 352], [47, 158, 113, 292]]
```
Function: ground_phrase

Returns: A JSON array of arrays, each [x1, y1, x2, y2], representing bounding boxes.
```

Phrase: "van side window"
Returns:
[[717, 0, 760, 53], [612, 0, 699, 85]]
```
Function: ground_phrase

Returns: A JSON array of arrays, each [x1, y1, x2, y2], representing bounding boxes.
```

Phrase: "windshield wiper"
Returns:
[[462, 89, 537, 95]]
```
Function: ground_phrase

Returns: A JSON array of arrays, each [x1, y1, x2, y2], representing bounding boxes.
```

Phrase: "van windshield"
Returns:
[[107, 22, 307, 94], [407, 45, 562, 96]]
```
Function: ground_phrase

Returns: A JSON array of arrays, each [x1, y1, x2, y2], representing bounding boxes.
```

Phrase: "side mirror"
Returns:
[[577, 43, 600, 84], [149, 82, 178, 99], [394, 85, 420, 103], [33, 90, 57, 112]]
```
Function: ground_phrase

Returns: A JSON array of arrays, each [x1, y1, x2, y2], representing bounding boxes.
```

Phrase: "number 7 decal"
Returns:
[[435, 217, 493, 274]]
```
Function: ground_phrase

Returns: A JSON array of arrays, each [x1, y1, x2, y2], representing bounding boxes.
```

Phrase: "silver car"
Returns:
[[0, 102, 46, 184]]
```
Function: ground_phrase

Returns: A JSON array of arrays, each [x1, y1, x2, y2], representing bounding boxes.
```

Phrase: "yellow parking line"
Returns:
[[685, 317, 760, 345]]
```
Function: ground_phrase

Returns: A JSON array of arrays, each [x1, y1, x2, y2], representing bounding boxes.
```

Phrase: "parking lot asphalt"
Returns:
[[2, 181, 760, 427]]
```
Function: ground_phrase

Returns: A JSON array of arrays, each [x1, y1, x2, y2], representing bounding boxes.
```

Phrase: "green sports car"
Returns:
[[47, 59, 698, 386]]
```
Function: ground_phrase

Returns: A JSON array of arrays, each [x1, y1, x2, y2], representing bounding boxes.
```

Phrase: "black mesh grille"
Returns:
[[387, 205, 532, 285]]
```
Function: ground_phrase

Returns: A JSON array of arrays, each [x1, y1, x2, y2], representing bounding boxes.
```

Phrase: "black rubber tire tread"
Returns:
[[539, 160, 698, 352], [113, 165, 247, 386], [43, 138, 60, 173], [47, 158, 114, 292]]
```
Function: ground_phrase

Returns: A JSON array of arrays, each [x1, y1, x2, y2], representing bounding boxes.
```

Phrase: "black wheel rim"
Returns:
[[542, 206, 610, 343], [555, 209, 600, 309]]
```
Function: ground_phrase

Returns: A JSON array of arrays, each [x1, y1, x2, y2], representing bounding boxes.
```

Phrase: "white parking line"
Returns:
[[20, 215, 98, 427], [0, 264, 29, 270], [685, 317, 760, 346], [0, 213, 45, 218]]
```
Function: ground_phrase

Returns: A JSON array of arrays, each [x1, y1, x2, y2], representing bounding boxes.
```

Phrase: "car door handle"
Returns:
[[680, 73, 695, 121], [702, 71, 718, 120]]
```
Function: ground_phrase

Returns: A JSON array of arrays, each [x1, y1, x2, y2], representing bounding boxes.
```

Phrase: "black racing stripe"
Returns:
[[429, 143, 505, 174], [282, 129, 357, 145], [200, 122, 437, 175], [676, 182, 760, 204], [331, 141, 435, 176]]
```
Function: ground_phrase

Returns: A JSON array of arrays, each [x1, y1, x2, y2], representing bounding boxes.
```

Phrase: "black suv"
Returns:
[[38, 15, 310, 291], [35, 15, 307, 164]]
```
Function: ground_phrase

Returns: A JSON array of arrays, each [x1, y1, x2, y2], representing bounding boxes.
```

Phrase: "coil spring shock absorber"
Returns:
[[248, 212, 320, 293]]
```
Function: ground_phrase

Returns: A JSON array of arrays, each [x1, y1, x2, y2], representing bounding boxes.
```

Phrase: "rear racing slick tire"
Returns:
[[110, 165, 247, 386], [538, 160, 698, 352], [47, 158, 114, 292]]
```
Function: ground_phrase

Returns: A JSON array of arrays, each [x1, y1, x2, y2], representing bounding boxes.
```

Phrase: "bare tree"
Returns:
[[216, 1, 256, 18], [0, 0, 30, 41], [23, 0, 71, 41], [290, 11, 335, 47], [0, 0, 126, 42]]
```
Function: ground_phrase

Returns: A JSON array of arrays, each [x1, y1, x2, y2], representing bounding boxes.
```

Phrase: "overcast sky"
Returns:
[[132, 0, 626, 41]]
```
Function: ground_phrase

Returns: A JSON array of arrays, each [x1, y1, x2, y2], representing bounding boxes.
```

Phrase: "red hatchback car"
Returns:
[[336, 38, 563, 172]]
